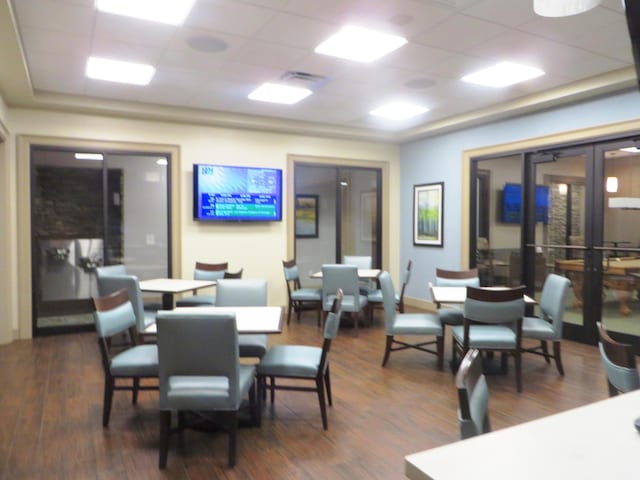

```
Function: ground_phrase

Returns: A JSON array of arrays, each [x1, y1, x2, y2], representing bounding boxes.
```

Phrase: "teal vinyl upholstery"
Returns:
[[92, 289, 159, 427], [343, 255, 375, 296], [96, 263, 162, 311], [452, 286, 526, 392], [368, 260, 412, 315], [433, 268, 480, 326], [456, 349, 491, 439], [176, 261, 227, 307], [156, 310, 257, 468], [322, 264, 368, 332], [216, 279, 269, 359], [521, 274, 571, 375], [379, 271, 443, 370], [257, 290, 343, 430], [597, 322, 640, 397], [283, 259, 322, 326]]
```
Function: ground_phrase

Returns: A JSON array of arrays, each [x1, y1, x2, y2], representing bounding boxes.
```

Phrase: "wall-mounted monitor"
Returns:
[[193, 163, 283, 222], [501, 183, 549, 224]]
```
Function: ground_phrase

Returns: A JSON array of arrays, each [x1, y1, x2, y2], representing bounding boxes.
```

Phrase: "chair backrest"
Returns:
[[215, 279, 267, 306], [156, 310, 240, 410], [597, 322, 640, 396], [321, 264, 361, 299], [456, 349, 491, 439], [96, 274, 150, 332], [96, 264, 127, 278], [464, 286, 525, 326], [397, 260, 413, 306], [342, 255, 372, 269], [93, 288, 137, 339], [319, 289, 344, 373], [194, 261, 228, 281], [282, 259, 302, 294], [435, 268, 480, 287], [378, 271, 397, 334], [538, 274, 571, 339], [224, 268, 244, 279]]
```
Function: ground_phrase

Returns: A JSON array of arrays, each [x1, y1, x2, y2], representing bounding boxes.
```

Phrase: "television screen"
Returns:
[[501, 183, 549, 224], [193, 163, 283, 221]]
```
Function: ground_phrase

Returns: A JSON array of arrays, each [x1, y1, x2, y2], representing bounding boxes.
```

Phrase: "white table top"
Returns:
[[310, 268, 381, 279], [139, 278, 216, 294], [430, 285, 536, 305], [405, 390, 640, 480]]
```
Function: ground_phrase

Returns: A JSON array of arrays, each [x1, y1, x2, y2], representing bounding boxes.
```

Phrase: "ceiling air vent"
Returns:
[[279, 71, 330, 90]]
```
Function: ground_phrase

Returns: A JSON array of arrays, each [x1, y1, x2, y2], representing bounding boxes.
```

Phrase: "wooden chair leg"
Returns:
[[553, 341, 565, 375], [103, 376, 114, 427], [436, 335, 444, 371], [227, 412, 237, 468], [316, 304, 321, 327], [514, 352, 522, 393], [159, 410, 171, 469], [540, 340, 551, 364], [270, 376, 276, 404], [382, 336, 393, 367], [286, 300, 293, 325], [316, 376, 328, 430], [324, 364, 332, 406], [132, 377, 140, 404]]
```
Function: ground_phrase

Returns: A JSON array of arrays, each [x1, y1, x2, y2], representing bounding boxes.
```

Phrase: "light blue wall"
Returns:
[[400, 88, 640, 302]]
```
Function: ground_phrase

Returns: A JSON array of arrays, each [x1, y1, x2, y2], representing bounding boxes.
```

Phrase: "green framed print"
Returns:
[[413, 182, 444, 247]]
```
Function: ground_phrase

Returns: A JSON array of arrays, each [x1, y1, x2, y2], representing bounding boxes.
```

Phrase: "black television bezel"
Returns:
[[192, 163, 283, 222]]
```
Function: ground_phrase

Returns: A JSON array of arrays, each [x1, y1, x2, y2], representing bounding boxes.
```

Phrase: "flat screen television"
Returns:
[[193, 163, 283, 222], [501, 183, 549, 224]]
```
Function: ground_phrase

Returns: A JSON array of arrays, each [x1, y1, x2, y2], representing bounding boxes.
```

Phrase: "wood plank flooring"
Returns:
[[0, 310, 610, 479]]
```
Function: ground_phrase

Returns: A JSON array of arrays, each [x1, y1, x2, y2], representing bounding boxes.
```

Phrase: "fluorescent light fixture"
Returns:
[[619, 147, 640, 153], [95, 0, 196, 25], [370, 102, 429, 120], [606, 177, 619, 193], [75, 153, 104, 161], [340, 181, 349, 187], [86, 56, 155, 85], [156, 158, 168, 166], [534, 0, 601, 17], [248, 83, 312, 104], [609, 197, 640, 209], [315, 26, 407, 63], [462, 62, 544, 88]]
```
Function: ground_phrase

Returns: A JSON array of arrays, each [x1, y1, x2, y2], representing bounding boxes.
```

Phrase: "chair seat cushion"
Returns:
[[257, 345, 321, 378], [291, 288, 322, 302], [451, 325, 516, 349], [391, 313, 442, 336], [175, 294, 216, 307], [324, 294, 367, 313], [110, 344, 158, 376], [438, 307, 464, 325], [239, 334, 268, 358], [522, 316, 555, 340], [367, 289, 383, 303]]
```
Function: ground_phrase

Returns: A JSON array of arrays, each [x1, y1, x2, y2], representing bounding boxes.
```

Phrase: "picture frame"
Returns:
[[413, 182, 444, 247], [295, 194, 319, 238]]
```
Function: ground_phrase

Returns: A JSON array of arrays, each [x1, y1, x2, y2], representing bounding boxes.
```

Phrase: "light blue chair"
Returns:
[[432, 268, 480, 326], [521, 274, 571, 375], [96, 272, 157, 341], [597, 322, 640, 396], [257, 290, 343, 430], [216, 279, 268, 359], [175, 261, 227, 307], [156, 310, 257, 468], [452, 286, 526, 392], [343, 255, 375, 295], [379, 271, 444, 369], [368, 260, 412, 314], [283, 259, 322, 326], [93, 289, 158, 427], [322, 264, 368, 333], [96, 263, 162, 311], [456, 348, 491, 439]]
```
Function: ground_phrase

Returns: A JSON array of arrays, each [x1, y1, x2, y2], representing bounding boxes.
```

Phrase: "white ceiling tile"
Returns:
[[93, 11, 177, 49], [413, 13, 507, 52], [380, 42, 452, 72], [13, 0, 94, 35], [233, 40, 307, 71], [185, 0, 278, 37], [20, 26, 90, 56], [461, 0, 538, 27]]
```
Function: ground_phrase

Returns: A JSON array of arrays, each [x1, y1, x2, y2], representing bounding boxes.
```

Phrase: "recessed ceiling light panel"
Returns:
[[75, 153, 104, 161], [315, 26, 407, 63], [461, 62, 544, 88], [370, 102, 429, 120], [248, 83, 312, 104], [96, 0, 196, 25], [86, 57, 155, 85]]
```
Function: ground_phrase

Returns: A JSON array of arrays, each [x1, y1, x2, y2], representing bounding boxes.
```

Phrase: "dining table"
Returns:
[[139, 278, 217, 310], [405, 390, 640, 480], [430, 285, 537, 307], [310, 268, 381, 279]]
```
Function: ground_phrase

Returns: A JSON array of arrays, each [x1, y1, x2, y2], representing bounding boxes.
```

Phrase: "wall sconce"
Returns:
[[534, 0, 601, 17], [606, 177, 618, 193], [558, 183, 568, 195]]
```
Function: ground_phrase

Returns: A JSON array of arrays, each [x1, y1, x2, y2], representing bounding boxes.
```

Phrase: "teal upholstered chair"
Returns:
[[282, 259, 322, 326], [343, 255, 375, 295], [379, 271, 444, 369], [521, 274, 571, 375], [452, 286, 526, 392], [92, 289, 159, 427], [257, 289, 343, 430], [368, 259, 412, 314], [456, 348, 491, 439], [96, 272, 157, 341], [96, 264, 162, 311], [432, 268, 480, 326], [216, 279, 268, 359], [156, 310, 257, 468], [597, 322, 640, 396], [175, 261, 227, 307], [321, 264, 368, 332]]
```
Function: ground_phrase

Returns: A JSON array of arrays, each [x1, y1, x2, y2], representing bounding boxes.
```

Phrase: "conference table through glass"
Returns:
[[139, 278, 217, 310]]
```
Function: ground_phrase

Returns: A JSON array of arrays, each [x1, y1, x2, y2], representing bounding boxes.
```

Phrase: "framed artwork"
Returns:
[[413, 182, 444, 247], [295, 194, 319, 238]]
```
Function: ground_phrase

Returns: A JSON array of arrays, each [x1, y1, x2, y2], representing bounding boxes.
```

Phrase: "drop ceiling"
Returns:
[[3, 0, 638, 142]]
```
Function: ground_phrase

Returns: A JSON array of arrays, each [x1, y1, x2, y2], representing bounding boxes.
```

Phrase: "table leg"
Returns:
[[161, 293, 174, 310]]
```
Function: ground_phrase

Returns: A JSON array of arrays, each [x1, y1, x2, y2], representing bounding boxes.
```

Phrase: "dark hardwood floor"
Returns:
[[0, 310, 609, 479]]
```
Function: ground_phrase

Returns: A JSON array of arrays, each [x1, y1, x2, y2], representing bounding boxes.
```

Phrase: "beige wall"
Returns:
[[8, 108, 400, 339]]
